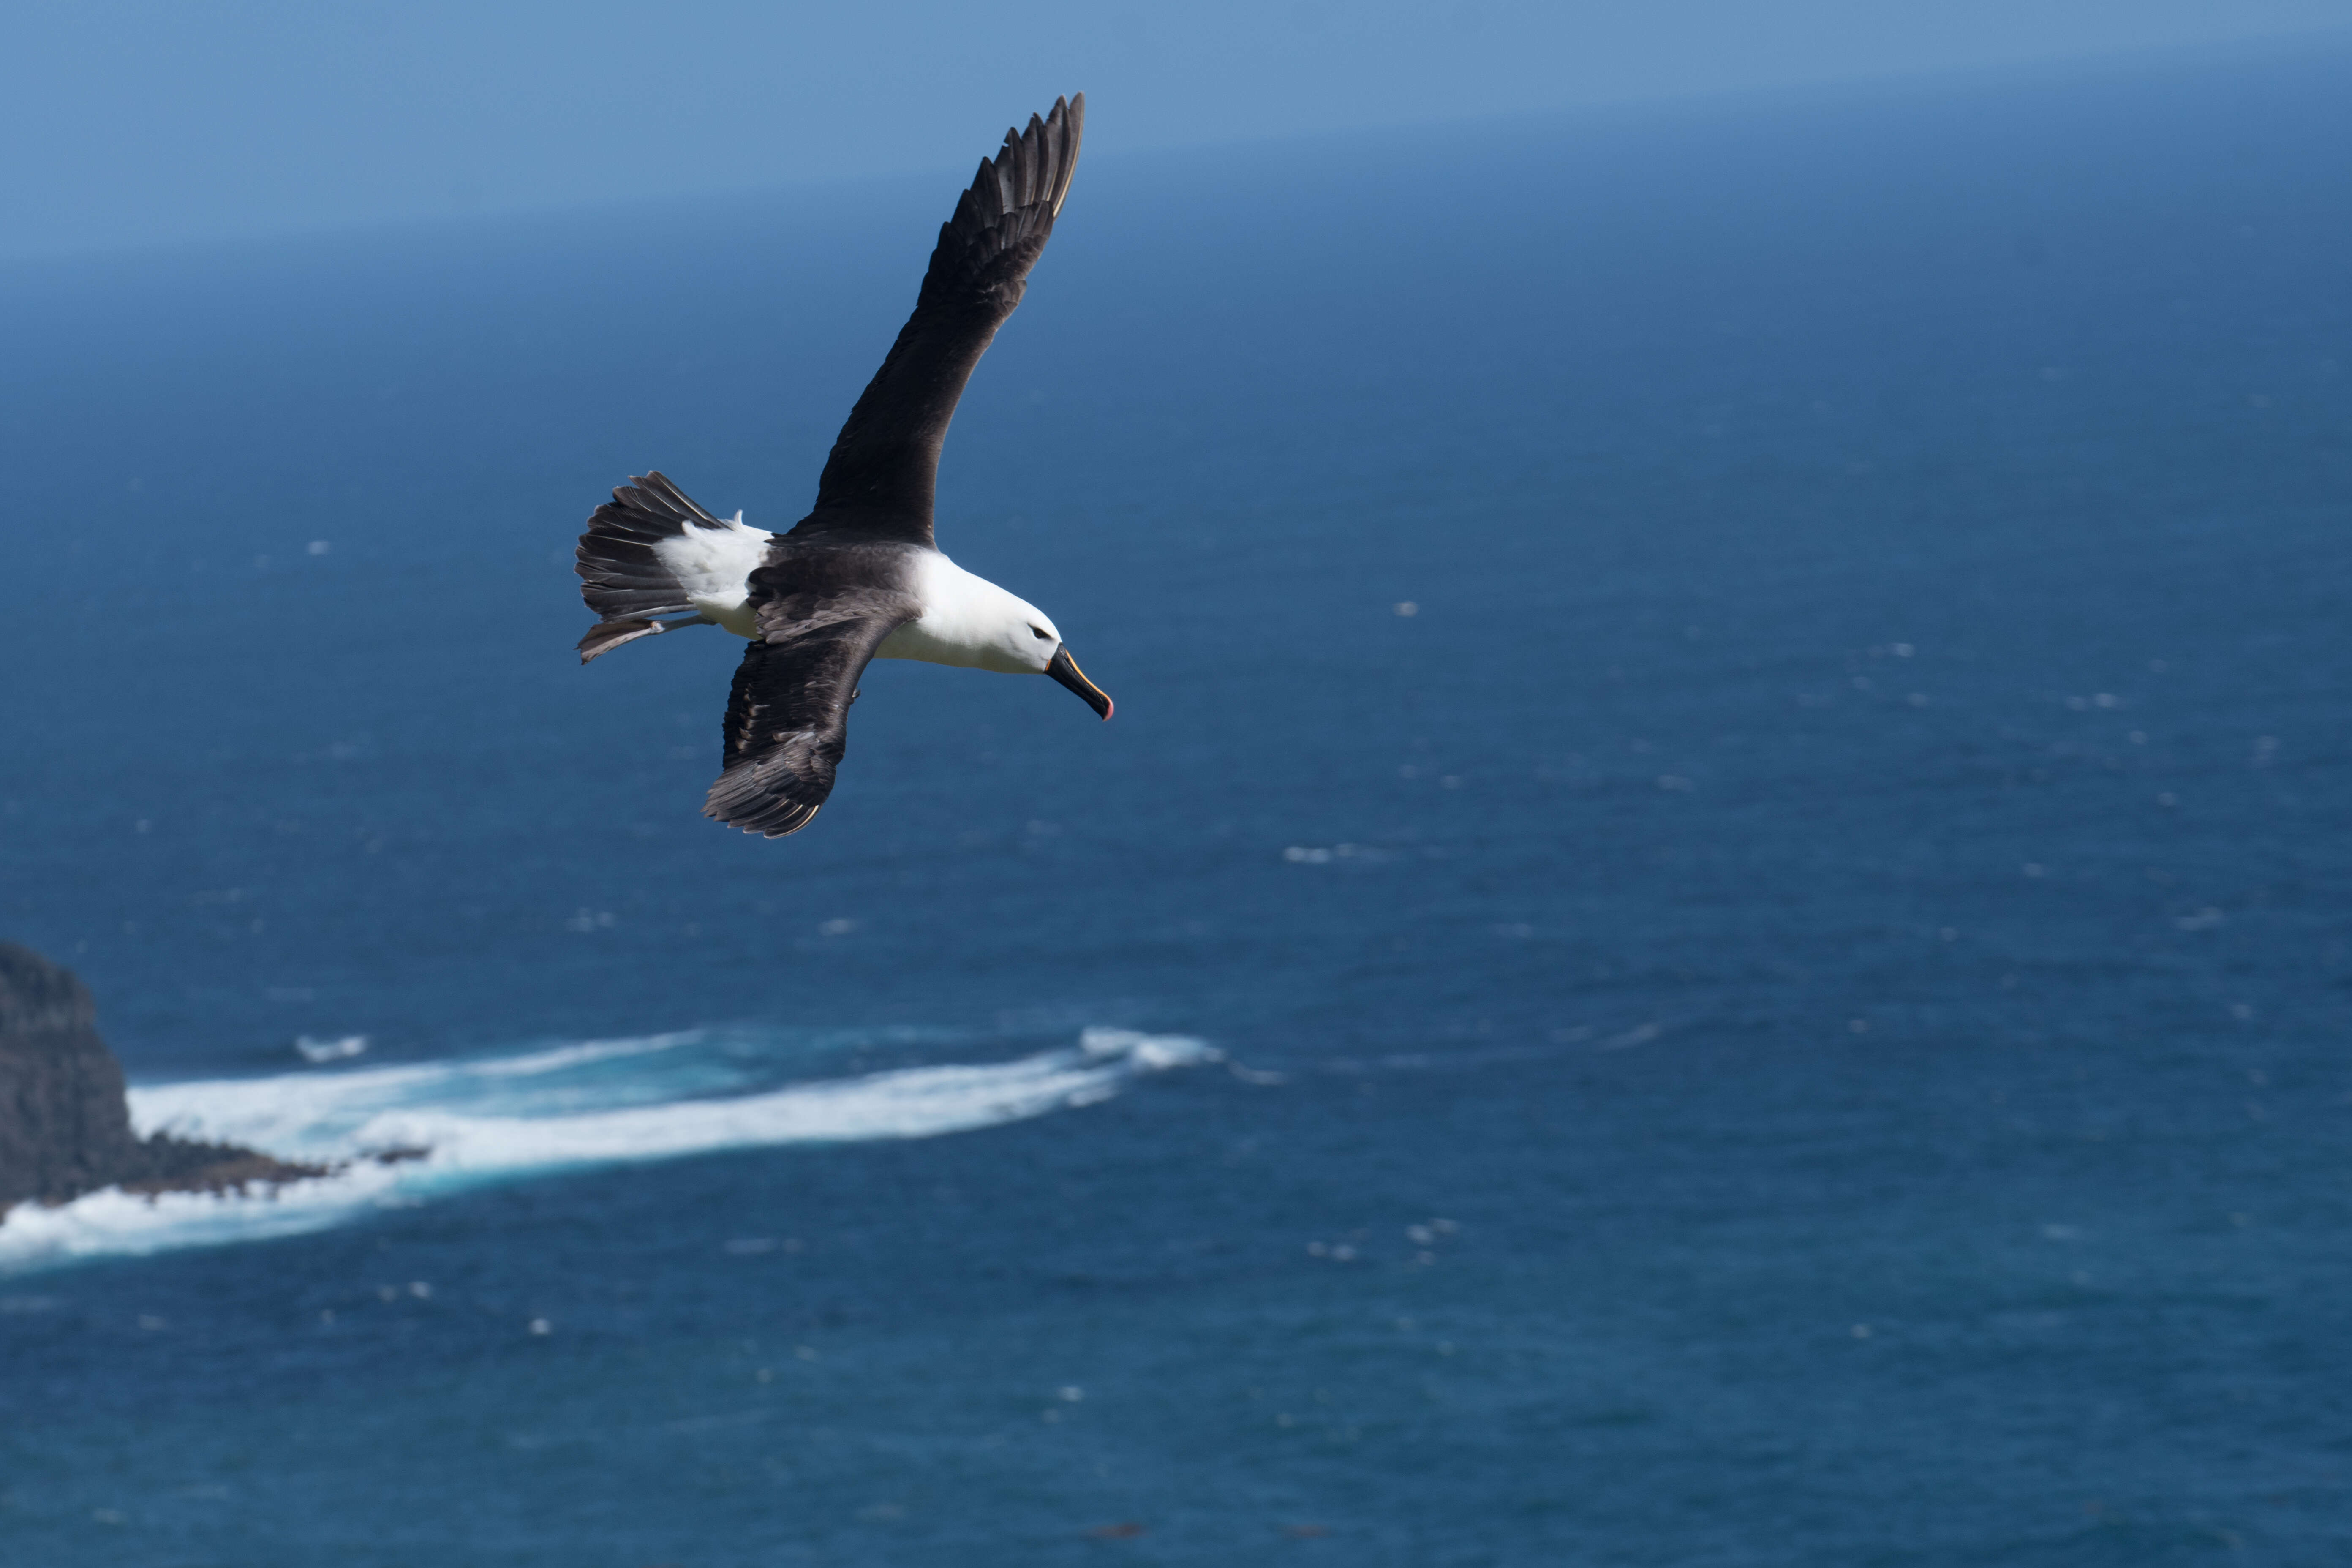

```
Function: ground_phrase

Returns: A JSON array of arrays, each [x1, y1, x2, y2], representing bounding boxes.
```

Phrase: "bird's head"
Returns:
[[986, 599, 1112, 720]]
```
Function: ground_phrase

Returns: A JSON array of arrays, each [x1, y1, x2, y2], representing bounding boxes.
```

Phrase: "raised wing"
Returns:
[[800, 93, 1084, 546], [702, 585, 919, 838]]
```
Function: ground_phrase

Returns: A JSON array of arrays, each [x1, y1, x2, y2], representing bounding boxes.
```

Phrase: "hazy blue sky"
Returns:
[[6, 0, 2350, 258]]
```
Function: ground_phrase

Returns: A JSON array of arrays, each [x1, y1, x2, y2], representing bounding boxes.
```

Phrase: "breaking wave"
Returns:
[[0, 1025, 1215, 1274]]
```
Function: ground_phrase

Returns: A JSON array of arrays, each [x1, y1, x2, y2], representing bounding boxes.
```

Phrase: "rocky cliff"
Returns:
[[0, 942, 320, 1216]]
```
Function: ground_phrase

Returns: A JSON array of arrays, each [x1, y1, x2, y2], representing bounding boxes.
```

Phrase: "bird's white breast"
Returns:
[[876, 552, 1039, 672]]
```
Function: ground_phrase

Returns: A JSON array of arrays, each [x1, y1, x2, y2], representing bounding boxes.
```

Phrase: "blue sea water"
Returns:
[[3, 44, 2351, 1565]]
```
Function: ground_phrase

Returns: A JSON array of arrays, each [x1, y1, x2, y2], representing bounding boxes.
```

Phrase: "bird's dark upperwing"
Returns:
[[800, 93, 1084, 547], [703, 585, 920, 838]]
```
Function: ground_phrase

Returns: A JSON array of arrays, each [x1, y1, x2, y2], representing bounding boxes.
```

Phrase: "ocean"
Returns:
[[3, 44, 2349, 1565]]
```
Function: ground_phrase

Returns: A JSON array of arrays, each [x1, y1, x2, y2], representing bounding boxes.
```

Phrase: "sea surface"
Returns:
[[3, 44, 2349, 1566]]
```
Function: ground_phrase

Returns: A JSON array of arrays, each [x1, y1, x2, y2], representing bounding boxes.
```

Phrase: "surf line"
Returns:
[[2, 1027, 1217, 1274]]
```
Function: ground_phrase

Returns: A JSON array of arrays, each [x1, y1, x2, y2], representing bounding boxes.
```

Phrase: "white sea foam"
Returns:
[[0, 1025, 1214, 1274], [294, 1033, 369, 1063]]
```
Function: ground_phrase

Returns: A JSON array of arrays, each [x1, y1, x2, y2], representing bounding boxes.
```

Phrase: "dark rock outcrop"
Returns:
[[0, 943, 322, 1217]]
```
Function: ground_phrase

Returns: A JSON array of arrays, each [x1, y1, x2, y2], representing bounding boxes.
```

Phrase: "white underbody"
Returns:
[[651, 523, 1058, 675], [651, 514, 770, 638]]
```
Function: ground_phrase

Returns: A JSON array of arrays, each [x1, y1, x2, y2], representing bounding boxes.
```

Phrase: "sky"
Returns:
[[5, 0, 2352, 259]]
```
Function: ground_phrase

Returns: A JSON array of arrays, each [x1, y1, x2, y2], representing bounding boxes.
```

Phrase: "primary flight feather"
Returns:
[[573, 93, 1109, 838]]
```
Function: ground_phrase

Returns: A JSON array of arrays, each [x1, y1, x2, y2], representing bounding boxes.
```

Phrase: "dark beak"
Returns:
[[1045, 646, 1113, 721]]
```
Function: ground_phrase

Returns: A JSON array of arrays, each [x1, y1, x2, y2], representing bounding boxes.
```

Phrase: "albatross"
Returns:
[[572, 93, 1109, 838]]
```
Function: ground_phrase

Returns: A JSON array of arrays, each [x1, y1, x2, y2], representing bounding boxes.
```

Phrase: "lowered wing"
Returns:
[[702, 584, 920, 838]]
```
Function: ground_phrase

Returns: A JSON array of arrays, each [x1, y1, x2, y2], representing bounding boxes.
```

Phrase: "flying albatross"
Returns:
[[572, 93, 1109, 838]]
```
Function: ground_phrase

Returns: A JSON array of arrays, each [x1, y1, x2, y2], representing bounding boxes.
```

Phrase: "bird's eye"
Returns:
[[1031, 626, 1051, 640]]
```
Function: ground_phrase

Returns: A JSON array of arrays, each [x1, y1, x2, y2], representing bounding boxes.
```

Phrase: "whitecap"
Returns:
[[294, 1034, 369, 1063]]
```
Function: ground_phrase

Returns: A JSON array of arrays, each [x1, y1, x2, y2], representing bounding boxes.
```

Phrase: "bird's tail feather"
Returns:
[[575, 471, 730, 663], [577, 613, 708, 664]]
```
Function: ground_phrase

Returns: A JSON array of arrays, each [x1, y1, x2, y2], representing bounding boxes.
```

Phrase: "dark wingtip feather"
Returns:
[[702, 773, 823, 838], [1051, 94, 1083, 214], [959, 94, 1085, 232]]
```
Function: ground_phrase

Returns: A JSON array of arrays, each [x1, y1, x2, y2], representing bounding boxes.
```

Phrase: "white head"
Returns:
[[912, 557, 1113, 719], [976, 591, 1064, 675], [988, 593, 1113, 720]]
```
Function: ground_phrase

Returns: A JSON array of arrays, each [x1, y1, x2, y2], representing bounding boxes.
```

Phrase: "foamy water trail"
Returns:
[[0, 1026, 1214, 1274]]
